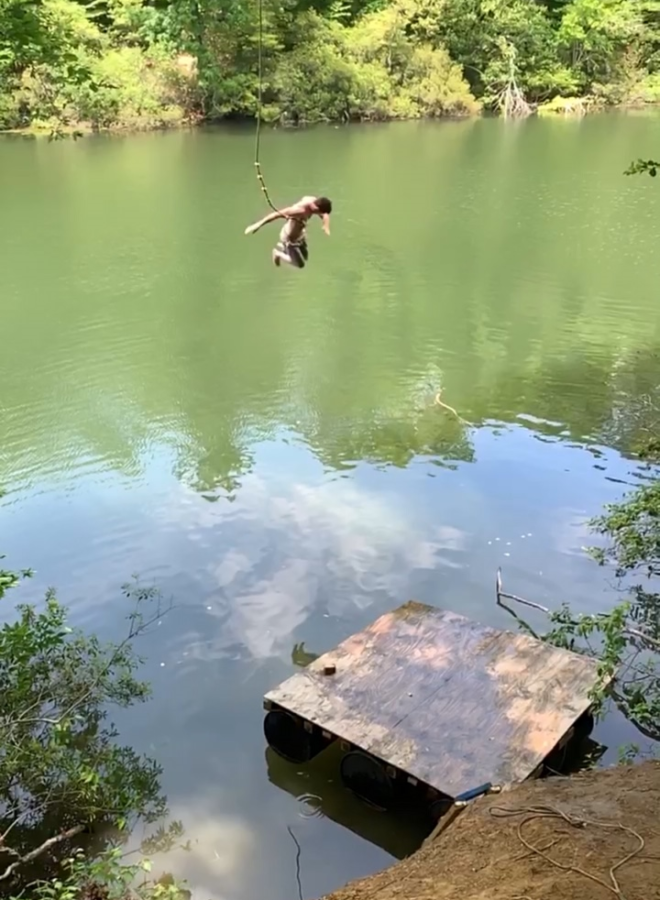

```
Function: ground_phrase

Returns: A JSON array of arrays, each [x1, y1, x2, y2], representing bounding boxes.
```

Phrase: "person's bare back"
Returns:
[[244, 196, 332, 269]]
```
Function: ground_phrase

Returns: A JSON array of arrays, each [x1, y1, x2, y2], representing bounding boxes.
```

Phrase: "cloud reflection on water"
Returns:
[[144, 803, 254, 900], [154, 475, 467, 663]]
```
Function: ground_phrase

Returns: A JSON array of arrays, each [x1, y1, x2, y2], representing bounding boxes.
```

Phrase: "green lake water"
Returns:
[[2, 112, 660, 898]]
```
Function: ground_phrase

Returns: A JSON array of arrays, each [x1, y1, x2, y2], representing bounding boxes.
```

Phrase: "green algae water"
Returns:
[[2, 113, 660, 898]]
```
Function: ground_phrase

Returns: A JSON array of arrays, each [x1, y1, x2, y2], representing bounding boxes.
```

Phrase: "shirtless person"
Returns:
[[244, 195, 332, 269]]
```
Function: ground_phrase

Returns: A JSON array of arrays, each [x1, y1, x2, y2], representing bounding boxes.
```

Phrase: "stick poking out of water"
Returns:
[[434, 389, 472, 427], [287, 825, 304, 900]]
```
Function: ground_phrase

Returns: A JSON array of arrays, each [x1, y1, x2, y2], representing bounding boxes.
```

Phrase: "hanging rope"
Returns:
[[254, 0, 280, 213]]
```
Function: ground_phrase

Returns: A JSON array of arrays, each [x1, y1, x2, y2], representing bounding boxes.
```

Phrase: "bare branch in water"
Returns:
[[495, 568, 660, 649], [495, 569, 541, 639], [434, 389, 472, 427], [0, 825, 85, 881]]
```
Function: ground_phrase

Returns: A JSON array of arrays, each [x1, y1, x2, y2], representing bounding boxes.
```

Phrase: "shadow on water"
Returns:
[[265, 745, 429, 860], [264, 734, 607, 862]]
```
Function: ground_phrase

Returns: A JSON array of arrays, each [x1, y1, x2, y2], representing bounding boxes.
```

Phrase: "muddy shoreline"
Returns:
[[319, 761, 660, 900]]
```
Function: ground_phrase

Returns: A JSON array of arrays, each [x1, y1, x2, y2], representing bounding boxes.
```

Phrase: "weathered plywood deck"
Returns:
[[264, 602, 605, 798]]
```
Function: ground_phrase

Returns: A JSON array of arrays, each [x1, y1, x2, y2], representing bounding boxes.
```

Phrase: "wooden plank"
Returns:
[[265, 602, 604, 797]]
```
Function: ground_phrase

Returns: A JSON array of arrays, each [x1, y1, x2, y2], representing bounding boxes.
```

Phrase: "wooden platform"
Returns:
[[264, 602, 605, 799]]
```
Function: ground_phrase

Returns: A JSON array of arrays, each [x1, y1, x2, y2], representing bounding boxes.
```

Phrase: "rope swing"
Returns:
[[253, 0, 279, 213]]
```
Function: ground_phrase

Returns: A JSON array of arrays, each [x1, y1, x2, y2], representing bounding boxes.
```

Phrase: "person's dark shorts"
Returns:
[[277, 238, 309, 269]]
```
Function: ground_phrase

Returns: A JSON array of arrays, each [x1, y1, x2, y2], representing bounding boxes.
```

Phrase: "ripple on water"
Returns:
[[296, 793, 324, 819]]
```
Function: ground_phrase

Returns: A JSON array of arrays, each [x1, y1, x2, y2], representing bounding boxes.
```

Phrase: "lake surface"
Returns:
[[2, 112, 660, 899]]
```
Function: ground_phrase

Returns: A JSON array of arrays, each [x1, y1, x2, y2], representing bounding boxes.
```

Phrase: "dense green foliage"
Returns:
[[2, 0, 660, 131], [0, 552, 187, 898]]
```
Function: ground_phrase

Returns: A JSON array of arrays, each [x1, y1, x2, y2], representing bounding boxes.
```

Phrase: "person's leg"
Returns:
[[287, 242, 306, 269], [272, 241, 290, 267], [273, 241, 305, 269]]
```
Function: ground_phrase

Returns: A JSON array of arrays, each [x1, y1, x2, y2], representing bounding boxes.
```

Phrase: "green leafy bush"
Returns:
[[271, 7, 478, 123], [0, 0, 197, 130], [0, 552, 188, 896]]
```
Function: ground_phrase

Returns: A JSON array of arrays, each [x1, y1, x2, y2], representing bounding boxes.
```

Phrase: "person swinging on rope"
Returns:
[[244, 195, 332, 269]]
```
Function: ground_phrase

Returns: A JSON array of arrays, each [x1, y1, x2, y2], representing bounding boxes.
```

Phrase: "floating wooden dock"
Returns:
[[263, 601, 605, 815]]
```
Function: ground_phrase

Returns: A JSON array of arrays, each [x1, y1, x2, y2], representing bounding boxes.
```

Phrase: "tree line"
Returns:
[[2, 0, 660, 132]]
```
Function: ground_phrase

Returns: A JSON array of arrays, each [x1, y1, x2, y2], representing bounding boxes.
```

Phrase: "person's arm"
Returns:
[[244, 210, 281, 235], [321, 213, 330, 236], [244, 202, 303, 235]]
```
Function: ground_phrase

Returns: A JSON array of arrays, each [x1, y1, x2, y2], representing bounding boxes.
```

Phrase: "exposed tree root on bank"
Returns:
[[496, 42, 532, 118]]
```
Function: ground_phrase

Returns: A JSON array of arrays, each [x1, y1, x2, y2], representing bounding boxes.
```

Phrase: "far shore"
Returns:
[[3, 98, 660, 140]]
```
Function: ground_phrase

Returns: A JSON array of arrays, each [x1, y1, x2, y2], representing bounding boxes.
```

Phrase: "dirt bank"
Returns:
[[321, 761, 660, 900]]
